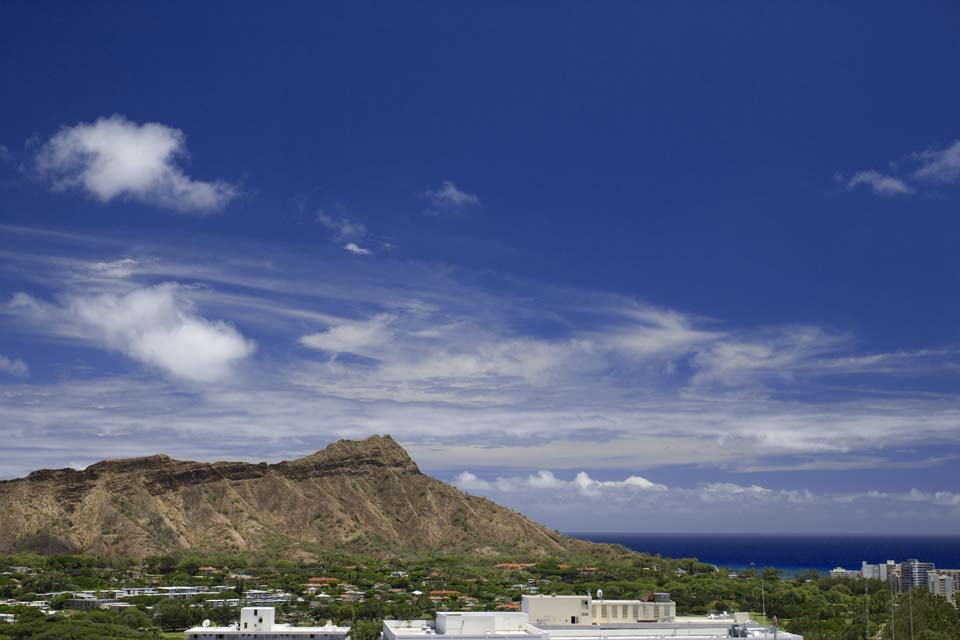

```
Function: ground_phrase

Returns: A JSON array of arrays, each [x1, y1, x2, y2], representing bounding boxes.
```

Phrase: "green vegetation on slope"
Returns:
[[1, 551, 958, 640]]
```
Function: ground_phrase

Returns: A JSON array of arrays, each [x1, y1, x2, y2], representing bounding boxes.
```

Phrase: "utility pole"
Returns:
[[865, 580, 870, 640], [761, 575, 766, 621], [908, 587, 914, 640], [890, 578, 895, 640]]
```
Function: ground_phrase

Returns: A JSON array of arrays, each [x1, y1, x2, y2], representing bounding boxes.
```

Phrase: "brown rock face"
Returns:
[[0, 435, 590, 559]]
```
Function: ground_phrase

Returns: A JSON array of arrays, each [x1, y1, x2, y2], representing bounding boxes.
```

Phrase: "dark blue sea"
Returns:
[[570, 533, 960, 575]]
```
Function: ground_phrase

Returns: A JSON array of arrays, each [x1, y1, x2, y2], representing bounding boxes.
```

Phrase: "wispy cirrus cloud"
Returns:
[[840, 138, 960, 197], [315, 210, 375, 255], [842, 170, 913, 196], [0, 353, 29, 378], [1, 225, 960, 533], [423, 180, 480, 215], [912, 140, 960, 185], [34, 115, 238, 212]]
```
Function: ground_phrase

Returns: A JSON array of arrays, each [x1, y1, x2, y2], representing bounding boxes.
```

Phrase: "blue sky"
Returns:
[[2, 1, 960, 533]]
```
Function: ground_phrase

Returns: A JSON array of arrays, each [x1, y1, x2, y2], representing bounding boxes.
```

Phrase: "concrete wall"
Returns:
[[590, 600, 675, 624], [437, 612, 531, 634], [241, 607, 277, 631], [522, 595, 592, 625]]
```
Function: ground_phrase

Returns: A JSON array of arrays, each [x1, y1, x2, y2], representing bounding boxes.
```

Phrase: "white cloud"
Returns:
[[841, 138, 960, 197], [90, 257, 140, 278], [844, 170, 913, 196], [8, 284, 254, 382], [4, 232, 960, 532], [452, 470, 492, 491], [343, 242, 372, 255], [299, 314, 394, 355], [423, 180, 480, 214], [690, 326, 847, 386], [912, 140, 960, 184], [457, 469, 667, 497], [35, 115, 238, 212], [317, 211, 367, 241], [609, 308, 719, 358], [0, 354, 28, 378]]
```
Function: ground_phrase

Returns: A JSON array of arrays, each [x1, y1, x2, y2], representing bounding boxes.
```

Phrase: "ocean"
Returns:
[[570, 533, 960, 574]]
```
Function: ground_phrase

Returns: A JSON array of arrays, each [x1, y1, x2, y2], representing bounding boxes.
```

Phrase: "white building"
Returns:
[[384, 611, 548, 640], [522, 595, 592, 625], [521, 594, 676, 625], [927, 573, 956, 605], [383, 609, 801, 640], [185, 607, 351, 639], [828, 568, 859, 580], [860, 561, 894, 581]]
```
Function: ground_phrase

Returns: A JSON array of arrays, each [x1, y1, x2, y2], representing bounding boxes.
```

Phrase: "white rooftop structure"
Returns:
[[185, 607, 351, 639], [383, 610, 802, 640], [521, 594, 676, 625], [384, 612, 548, 640]]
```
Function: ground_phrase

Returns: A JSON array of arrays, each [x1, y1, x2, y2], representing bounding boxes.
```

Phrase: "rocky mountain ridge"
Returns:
[[0, 435, 598, 560]]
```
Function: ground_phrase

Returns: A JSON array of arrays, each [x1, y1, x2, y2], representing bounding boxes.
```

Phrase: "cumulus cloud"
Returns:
[[453, 470, 492, 491], [841, 488, 960, 507], [34, 115, 238, 212], [0, 354, 29, 378], [843, 170, 913, 196], [343, 242, 372, 255], [455, 469, 667, 497], [8, 284, 254, 382], [423, 180, 480, 214]]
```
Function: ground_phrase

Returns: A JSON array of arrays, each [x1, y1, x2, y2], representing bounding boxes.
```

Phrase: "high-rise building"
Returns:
[[900, 559, 935, 594], [927, 573, 956, 605], [860, 561, 890, 581]]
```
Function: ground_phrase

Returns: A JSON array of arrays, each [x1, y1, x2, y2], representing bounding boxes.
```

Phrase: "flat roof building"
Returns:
[[521, 594, 676, 625], [383, 611, 547, 640], [382, 609, 801, 640], [185, 607, 351, 640]]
